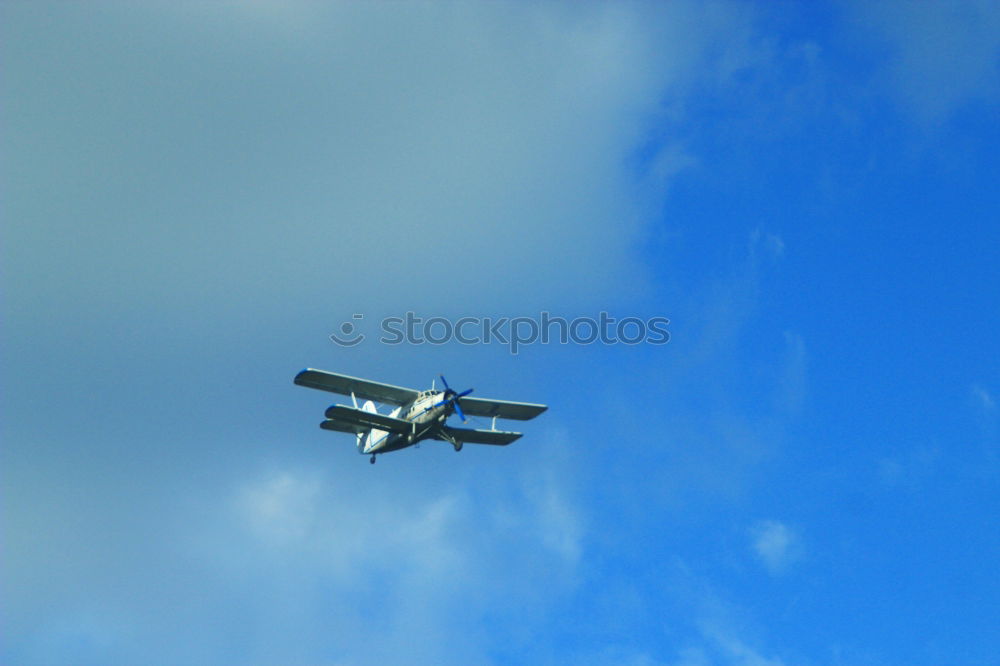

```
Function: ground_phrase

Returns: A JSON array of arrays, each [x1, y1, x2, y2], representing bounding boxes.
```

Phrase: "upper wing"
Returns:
[[458, 397, 547, 421], [294, 368, 419, 405], [324, 404, 412, 434], [438, 425, 522, 446]]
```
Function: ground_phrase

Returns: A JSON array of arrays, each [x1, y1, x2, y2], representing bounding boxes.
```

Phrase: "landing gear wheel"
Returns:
[[370, 454, 376, 464]]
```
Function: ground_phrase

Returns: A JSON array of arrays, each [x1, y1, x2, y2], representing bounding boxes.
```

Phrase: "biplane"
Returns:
[[294, 369, 547, 463]]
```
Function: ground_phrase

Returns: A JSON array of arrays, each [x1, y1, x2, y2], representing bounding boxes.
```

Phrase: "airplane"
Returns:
[[294, 368, 547, 463]]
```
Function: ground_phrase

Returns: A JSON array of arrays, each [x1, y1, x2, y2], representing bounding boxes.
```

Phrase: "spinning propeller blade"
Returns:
[[435, 375, 473, 422]]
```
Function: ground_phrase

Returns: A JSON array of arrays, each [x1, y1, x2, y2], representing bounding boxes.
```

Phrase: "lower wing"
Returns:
[[437, 425, 522, 446], [458, 397, 547, 421]]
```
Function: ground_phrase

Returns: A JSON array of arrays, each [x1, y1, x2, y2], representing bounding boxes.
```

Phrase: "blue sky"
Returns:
[[3, 2, 999, 664]]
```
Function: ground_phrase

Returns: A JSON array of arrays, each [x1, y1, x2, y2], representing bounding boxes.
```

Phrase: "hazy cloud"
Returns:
[[878, 445, 940, 490], [972, 384, 996, 411], [777, 331, 807, 415], [4, 1, 761, 325], [750, 520, 801, 575], [702, 628, 787, 666]]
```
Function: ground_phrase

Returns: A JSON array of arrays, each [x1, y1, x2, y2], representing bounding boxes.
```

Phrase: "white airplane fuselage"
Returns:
[[358, 389, 455, 455]]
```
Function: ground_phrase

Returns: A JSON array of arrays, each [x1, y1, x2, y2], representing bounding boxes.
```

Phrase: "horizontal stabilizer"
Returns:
[[320, 419, 367, 434], [324, 404, 412, 434]]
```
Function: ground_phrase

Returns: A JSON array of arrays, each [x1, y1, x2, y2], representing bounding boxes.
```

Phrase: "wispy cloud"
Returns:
[[751, 228, 786, 262], [699, 626, 787, 666], [750, 520, 801, 575], [776, 331, 807, 415], [972, 384, 996, 411], [238, 470, 322, 544], [209, 461, 584, 663], [878, 445, 940, 490]]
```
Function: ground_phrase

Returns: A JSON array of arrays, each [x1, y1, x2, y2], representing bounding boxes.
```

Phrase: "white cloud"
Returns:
[[238, 471, 322, 544], [705, 629, 787, 666], [972, 384, 996, 411], [688, 591, 791, 666], [607, 630, 787, 666], [750, 228, 785, 262], [197, 461, 584, 663], [2, 4, 794, 663], [5, 1, 761, 327], [750, 520, 801, 575], [521, 467, 584, 565]]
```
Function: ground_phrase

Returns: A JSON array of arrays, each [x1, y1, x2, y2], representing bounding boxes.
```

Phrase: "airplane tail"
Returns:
[[356, 400, 378, 452]]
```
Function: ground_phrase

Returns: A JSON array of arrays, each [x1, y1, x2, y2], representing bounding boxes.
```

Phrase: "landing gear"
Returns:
[[370, 454, 376, 464], [438, 427, 463, 452]]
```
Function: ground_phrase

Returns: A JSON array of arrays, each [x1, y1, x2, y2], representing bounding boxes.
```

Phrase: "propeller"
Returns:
[[434, 374, 473, 422]]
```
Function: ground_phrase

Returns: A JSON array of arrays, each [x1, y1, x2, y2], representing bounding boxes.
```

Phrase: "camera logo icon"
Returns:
[[329, 314, 365, 347]]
